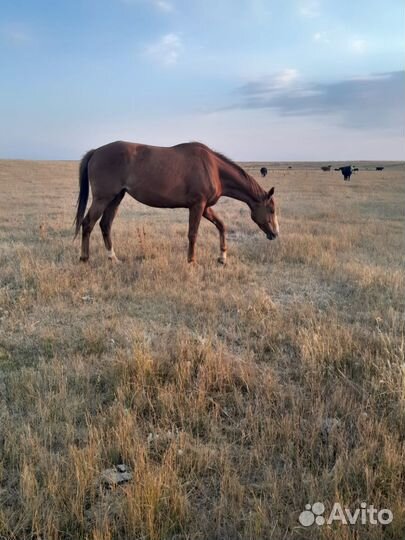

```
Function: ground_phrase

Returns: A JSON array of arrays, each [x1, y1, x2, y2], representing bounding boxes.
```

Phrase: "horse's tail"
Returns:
[[74, 149, 95, 238]]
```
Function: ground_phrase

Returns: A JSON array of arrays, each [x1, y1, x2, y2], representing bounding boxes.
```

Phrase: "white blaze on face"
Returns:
[[274, 215, 280, 235]]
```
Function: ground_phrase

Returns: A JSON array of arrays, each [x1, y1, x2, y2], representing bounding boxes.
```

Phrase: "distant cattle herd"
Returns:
[[258, 164, 385, 181], [321, 164, 383, 181]]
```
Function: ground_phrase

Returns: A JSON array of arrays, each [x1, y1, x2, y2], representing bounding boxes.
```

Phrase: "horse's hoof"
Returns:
[[79, 256, 89, 263], [218, 252, 227, 265]]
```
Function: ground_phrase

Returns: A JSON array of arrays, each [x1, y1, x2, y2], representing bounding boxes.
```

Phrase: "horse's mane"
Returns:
[[213, 150, 265, 200], [213, 150, 251, 182], [177, 141, 265, 200]]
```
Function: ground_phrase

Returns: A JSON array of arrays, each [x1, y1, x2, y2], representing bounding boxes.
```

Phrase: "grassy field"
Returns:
[[0, 159, 404, 539]]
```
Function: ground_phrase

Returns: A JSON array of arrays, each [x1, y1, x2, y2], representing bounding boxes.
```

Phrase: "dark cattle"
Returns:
[[376, 166, 384, 171], [288, 166, 292, 169], [334, 168, 340, 171], [353, 167, 359, 172], [339, 165, 353, 181], [260, 167, 268, 177], [321, 165, 331, 172]]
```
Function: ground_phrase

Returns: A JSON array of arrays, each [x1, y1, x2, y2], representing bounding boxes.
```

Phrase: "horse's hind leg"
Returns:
[[80, 199, 107, 262], [99, 190, 125, 262], [203, 207, 227, 264], [187, 202, 205, 263]]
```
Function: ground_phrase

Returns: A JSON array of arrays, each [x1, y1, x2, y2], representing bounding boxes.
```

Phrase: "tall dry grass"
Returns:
[[0, 160, 404, 539]]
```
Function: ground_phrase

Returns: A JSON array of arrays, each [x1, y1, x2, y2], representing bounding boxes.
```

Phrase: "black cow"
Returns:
[[339, 165, 353, 181], [260, 167, 268, 177], [321, 165, 331, 172], [353, 167, 359, 172], [376, 166, 384, 171]]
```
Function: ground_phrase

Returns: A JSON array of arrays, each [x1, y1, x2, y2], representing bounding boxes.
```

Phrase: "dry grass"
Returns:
[[0, 160, 404, 539]]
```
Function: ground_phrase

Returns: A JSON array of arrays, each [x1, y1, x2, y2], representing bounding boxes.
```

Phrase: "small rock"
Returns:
[[147, 432, 159, 443], [100, 466, 132, 487], [321, 417, 341, 443]]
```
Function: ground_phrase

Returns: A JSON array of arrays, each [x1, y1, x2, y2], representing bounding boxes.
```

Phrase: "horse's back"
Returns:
[[131, 142, 219, 207], [88, 140, 219, 208]]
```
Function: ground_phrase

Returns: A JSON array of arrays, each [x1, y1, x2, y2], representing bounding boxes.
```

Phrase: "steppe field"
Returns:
[[0, 159, 404, 540]]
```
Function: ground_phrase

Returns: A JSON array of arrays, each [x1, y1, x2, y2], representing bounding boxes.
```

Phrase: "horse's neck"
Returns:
[[220, 168, 265, 209]]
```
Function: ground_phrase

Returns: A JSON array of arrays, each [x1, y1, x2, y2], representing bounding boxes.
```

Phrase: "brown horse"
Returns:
[[74, 141, 279, 264]]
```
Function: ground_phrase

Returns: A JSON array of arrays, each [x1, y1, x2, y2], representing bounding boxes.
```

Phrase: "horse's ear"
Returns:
[[267, 187, 275, 199]]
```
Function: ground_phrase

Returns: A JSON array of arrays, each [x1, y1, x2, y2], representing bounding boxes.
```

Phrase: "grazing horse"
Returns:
[[74, 141, 279, 264], [260, 167, 268, 177]]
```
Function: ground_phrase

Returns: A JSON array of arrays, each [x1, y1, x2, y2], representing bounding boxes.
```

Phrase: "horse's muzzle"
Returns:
[[267, 232, 278, 240]]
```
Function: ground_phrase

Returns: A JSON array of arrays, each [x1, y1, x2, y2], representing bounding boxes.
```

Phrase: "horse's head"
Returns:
[[250, 187, 279, 240]]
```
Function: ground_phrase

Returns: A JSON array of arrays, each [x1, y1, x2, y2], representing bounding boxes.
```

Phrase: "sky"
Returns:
[[0, 0, 404, 160]]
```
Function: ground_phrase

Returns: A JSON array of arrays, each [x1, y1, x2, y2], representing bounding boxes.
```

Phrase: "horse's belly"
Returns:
[[127, 185, 188, 208]]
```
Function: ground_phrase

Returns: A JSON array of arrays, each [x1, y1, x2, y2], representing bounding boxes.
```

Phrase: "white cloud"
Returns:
[[144, 33, 182, 66], [121, 0, 173, 11], [313, 31, 329, 43], [349, 73, 390, 82], [153, 0, 173, 11], [236, 69, 300, 103], [274, 68, 299, 88], [299, 0, 320, 18], [1, 25, 30, 45], [350, 38, 367, 54]]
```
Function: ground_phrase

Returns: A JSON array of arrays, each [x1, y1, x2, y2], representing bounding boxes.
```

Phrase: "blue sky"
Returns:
[[0, 0, 404, 160]]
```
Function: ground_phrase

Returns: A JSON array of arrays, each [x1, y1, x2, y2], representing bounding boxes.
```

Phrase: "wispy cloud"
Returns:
[[152, 0, 173, 12], [350, 38, 367, 54], [122, 0, 174, 11], [1, 24, 30, 45], [237, 69, 300, 100], [312, 31, 330, 44], [239, 69, 299, 98], [144, 32, 182, 66], [274, 68, 299, 88], [299, 0, 320, 18], [229, 71, 405, 130]]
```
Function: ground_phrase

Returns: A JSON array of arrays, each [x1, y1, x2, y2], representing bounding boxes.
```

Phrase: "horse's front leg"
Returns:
[[203, 207, 227, 264], [187, 202, 205, 263]]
